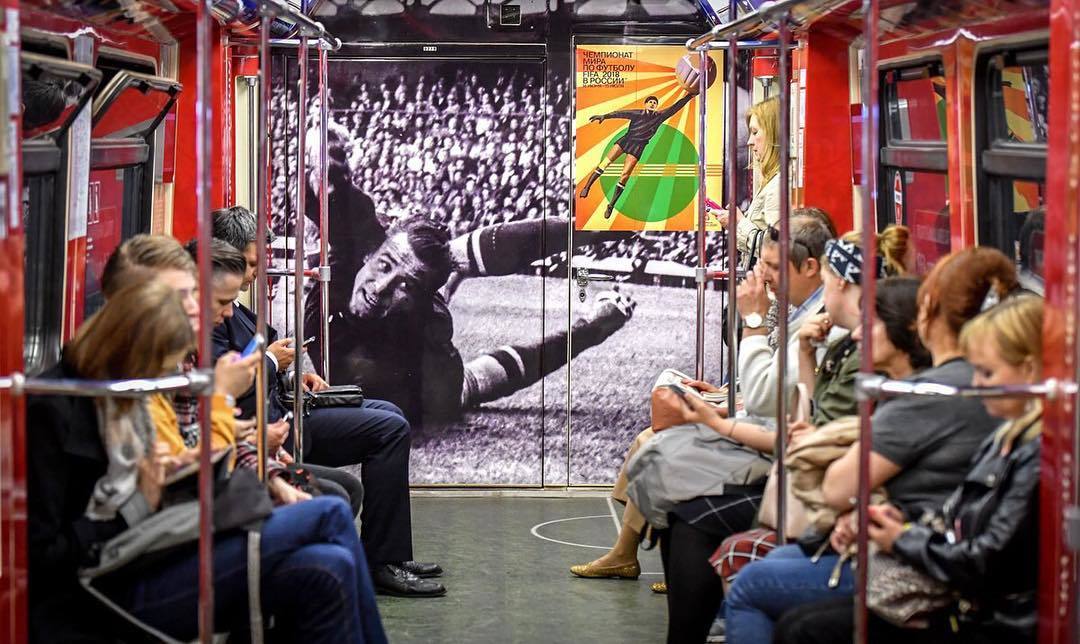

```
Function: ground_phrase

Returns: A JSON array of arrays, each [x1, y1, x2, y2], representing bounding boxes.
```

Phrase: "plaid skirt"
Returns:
[[709, 527, 780, 582]]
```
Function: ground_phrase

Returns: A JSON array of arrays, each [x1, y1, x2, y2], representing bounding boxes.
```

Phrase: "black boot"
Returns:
[[579, 168, 603, 198], [605, 182, 626, 218]]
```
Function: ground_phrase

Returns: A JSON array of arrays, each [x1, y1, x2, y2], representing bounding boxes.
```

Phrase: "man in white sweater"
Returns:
[[736, 213, 838, 419]]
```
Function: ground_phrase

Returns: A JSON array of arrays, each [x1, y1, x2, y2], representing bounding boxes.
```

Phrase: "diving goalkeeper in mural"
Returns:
[[577, 78, 700, 219], [303, 127, 634, 426]]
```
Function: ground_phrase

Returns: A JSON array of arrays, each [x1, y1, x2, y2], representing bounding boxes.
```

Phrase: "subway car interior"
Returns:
[[0, 0, 1077, 641]]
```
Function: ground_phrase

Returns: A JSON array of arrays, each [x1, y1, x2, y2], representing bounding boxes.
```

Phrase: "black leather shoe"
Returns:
[[373, 564, 446, 597], [399, 560, 443, 578]]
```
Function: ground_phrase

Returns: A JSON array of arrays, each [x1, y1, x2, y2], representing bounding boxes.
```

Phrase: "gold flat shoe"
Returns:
[[570, 560, 641, 579], [651, 581, 667, 594]]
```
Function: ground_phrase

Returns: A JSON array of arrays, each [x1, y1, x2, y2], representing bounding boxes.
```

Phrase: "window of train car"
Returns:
[[976, 45, 1048, 292], [878, 60, 950, 274], [83, 69, 180, 316], [20, 53, 101, 374]]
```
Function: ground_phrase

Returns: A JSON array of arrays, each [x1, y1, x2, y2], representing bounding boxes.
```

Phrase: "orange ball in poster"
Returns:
[[674, 54, 718, 91]]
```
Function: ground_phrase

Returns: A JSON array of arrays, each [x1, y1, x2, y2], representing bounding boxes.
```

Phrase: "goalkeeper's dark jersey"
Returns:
[[603, 93, 695, 143]]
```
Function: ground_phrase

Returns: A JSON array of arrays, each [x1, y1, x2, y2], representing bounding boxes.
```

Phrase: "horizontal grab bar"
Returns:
[[268, 37, 343, 51], [257, 0, 334, 43], [0, 371, 214, 397], [265, 268, 320, 278], [856, 373, 1078, 402], [686, 0, 847, 49]]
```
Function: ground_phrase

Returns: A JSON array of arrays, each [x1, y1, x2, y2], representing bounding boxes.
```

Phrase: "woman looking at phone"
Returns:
[[27, 280, 386, 643], [707, 97, 780, 255]]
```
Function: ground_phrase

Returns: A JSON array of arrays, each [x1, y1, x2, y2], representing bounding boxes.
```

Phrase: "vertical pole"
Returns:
[[194, 0, 215, 639], [774, 14, 792, 545], [318, 44, 331, 380], [695, 49, 709, 381], [725, 13, 740, 419], [256, 10, 272, 481], [247, 76, 258, 213], [293, 36, 309, 462], [855, 0, 880, 640]]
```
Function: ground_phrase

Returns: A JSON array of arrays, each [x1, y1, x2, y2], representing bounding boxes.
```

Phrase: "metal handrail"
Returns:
[[0, 371, 214, 397], [318, 45, 332, 379], [694, 48, 709, 381], [773, 12, 793, 544], [856, 374, 1079, 401], [269, 36, 344, 52], [292, 34, 310, 462], [195, 0, 218, 637], [256, 9, 273, 483], [723, 4, 739, 419], [257, 0, 339, 46], [686, 0, 847, 49]]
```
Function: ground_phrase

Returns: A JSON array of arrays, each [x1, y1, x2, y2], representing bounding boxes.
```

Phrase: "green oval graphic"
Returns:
[[599, 124, 700, 223]]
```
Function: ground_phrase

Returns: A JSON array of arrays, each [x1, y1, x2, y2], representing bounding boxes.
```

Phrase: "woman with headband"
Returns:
[[723, 246, 1017, 644]]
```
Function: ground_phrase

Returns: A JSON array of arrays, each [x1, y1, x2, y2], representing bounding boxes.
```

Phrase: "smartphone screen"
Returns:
[[241, 333, 265, 359]]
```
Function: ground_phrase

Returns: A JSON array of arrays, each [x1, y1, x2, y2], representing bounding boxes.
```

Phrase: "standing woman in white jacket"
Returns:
[[711, 97, 782, 255]]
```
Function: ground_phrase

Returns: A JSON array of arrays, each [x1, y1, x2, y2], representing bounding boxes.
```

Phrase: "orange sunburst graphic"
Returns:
[[573, 44, 725, 232]]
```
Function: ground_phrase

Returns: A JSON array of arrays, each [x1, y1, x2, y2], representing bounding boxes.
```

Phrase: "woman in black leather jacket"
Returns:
[[773, 293, 1044, 644]]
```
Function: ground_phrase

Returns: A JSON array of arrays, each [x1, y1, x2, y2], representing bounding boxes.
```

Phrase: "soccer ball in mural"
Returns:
[[674, 53, 718, 92]]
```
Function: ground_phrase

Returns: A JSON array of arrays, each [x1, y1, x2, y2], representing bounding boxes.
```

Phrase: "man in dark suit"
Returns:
[[211, 206, 445, 598]]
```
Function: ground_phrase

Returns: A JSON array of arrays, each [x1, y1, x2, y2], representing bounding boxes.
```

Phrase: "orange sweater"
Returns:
[[148, 392, 237, 457]]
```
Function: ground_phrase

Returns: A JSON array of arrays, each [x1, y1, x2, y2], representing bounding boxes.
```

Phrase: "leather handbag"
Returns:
[[309, 384, 364, 409], [757, 384, 812, 538], [866, 543, 952, 628], [281, 384, 364, 416]]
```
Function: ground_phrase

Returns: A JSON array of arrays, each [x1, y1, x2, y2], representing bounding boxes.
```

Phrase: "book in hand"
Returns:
[[653, 368, 727, 406]]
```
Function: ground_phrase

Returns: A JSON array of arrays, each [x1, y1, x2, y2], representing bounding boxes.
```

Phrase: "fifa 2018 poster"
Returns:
[[574, 44, 724, 232]]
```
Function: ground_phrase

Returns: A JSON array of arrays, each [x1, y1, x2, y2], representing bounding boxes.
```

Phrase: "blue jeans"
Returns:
[[116, 496, 387, 644], [725, 544, 854, 644]]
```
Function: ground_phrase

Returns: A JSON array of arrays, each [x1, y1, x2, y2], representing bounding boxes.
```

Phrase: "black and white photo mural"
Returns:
[[267, 4, 749, 485]]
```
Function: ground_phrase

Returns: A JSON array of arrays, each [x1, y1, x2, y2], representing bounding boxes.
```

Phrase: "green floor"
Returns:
[[378, 496, 667, 644]]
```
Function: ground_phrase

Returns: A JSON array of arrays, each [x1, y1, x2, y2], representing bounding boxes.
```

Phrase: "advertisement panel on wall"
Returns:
[[573, 44, 724, 232]]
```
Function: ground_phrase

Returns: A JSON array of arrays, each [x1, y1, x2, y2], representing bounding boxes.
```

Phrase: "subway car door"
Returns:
[[279, 45, 554, 485], [566, 37, 726, 485]]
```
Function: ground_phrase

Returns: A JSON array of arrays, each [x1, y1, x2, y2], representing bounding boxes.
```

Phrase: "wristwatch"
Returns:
[[743, 312, 764, 329]]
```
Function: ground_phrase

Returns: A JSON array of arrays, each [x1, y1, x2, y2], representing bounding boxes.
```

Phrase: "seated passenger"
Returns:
[[738, 211, 839, 419], [210, 206, 445, 597], [724, 247, 1016, 643], [645, 231, 894, 644], [27, 280, 386, 643], [569, 211, 836, 583], [774, 294, 1044, 644], [713, 275, 930, 588], [101, 234, 364, 510]]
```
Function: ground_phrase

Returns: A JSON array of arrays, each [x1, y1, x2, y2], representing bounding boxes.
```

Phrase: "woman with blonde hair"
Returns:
[[725, 246, 1015, 644], [776, 294, 1045, 643], [27, 279, 386, 643], [709, 97, 782, 255]]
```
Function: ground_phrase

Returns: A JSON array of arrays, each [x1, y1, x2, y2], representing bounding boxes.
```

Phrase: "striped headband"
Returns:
[[824, 238, 887, 285]]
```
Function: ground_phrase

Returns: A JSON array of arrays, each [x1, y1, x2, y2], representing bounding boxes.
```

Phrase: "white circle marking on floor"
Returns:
[[529, 514, 663, 574]]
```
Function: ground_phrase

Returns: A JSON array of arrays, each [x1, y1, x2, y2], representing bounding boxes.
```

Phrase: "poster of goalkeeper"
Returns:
[[574, 45, 723, 231]]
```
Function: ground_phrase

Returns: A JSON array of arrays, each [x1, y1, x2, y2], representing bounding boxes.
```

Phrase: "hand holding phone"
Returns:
[[240, 333, 265, 359], [302, 336, 316, 348]]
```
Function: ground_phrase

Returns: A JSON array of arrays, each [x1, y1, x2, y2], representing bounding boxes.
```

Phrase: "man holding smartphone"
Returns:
[[211, 206, 446, 599]]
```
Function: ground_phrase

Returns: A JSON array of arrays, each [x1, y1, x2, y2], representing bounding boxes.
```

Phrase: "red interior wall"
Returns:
[[798, 30, 855, 233], [172, 23, 229, 242], [1040, 0, 1079, 639]]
